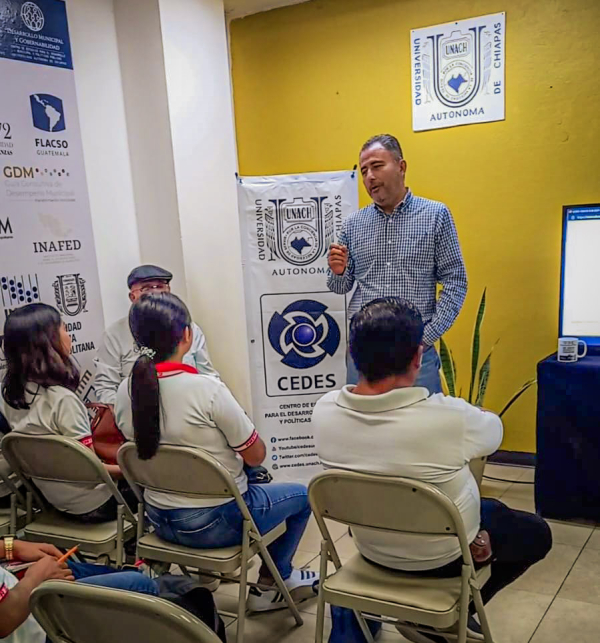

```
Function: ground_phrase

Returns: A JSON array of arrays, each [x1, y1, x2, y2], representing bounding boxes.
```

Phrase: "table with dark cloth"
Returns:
[[536, 353, 600, 521]]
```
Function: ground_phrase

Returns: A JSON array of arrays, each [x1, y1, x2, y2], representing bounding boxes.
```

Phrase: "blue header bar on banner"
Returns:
[[0, 0, 72, 69]]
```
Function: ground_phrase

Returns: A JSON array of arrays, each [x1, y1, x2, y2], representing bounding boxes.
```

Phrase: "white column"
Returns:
[[68, 0, 140, 325], [114, 0, 188, 300], [113, 0, 250, 407], [158, 0, 251, 408]]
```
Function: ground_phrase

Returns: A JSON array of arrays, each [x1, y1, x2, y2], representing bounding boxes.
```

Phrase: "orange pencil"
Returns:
[[57, 545, 79, 565]]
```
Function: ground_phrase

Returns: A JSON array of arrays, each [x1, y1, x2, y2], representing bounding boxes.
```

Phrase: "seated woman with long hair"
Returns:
[[115, 293, 318, 612], [0, 303, 122, 523]]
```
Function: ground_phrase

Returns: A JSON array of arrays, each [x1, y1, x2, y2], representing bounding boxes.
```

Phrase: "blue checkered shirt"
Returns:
[[327, 190, 467, 345]]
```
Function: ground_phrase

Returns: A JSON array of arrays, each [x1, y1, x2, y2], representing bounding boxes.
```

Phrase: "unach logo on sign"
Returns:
[[426, 27, 488, 108], [265, 196, 334, 266]]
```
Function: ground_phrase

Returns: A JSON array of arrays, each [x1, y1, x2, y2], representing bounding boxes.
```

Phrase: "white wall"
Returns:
[[67, 0, 140, 326], [114, 0, 188, 300], [158, 0, 251, 409], [68, 0, 250, 409]]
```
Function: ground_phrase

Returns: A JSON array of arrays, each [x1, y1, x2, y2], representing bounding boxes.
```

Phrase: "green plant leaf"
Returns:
[[498, 379, 537, 417], [469, 289, 487, 404], [451, 348, 458, 393], [476, 358, 490, 407], [439, 336, 455, 397], [475, 341, 499, 407]]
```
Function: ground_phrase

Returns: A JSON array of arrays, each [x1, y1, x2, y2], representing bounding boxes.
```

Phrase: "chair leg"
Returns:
[[315, 540, 328, 643], [10, 494, 16, 533], [457, 565, 470, 643], [255, 537, 303, 626], [235, 523, 251, 643], [26, 491, 33, 523], [471, 586, 494, 643], [353, 611, 376, 643], [116, 505, 124, 568]]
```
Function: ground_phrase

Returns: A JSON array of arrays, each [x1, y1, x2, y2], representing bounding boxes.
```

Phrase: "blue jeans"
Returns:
[[346, 345, 442, 395], [146, 482, 311, 580], [68, 561, 158, 595]]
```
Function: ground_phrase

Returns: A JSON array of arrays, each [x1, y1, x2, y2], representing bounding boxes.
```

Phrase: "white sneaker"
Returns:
[[246, 569, 319, 612]]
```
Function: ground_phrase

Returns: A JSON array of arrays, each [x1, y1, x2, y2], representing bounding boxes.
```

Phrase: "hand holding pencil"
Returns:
[[24, 554, 75, 585]]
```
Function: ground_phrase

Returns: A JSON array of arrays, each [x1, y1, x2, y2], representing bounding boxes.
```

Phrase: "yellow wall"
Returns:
[[230, 0, 600, 453]]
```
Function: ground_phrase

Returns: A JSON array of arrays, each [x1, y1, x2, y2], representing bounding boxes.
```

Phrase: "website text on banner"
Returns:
[[0, 0, 104, 401], [238, 171, 358, 483]]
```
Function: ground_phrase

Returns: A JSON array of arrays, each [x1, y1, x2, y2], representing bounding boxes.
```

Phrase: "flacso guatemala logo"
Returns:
[[268, 299, 340, 369], [265, 197, 334, 266], [30, 94, 66, 133], [21, 2, 45, 32]]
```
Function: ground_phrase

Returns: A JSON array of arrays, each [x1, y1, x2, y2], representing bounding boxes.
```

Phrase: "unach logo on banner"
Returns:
[[265, 196, 334, 266], [424, 26, 490, 109], [268, 299, 340, 369]]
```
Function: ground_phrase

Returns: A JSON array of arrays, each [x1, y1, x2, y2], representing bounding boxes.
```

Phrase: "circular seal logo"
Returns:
[[268, 299, 340, 369], [440, 60, 474, 103], [21, 2, 45, 32], [281, 223, 320, 265]]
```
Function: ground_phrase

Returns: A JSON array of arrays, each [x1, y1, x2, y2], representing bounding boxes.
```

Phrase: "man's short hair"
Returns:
[[360, 134, 403, 161], [349, 298, 424, 382]]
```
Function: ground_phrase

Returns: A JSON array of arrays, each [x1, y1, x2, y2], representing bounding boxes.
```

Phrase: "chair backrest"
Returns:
[[0, 453, 24, 504], [30, 580, 222, 643], [2, 433, 135, 522], [308, 469, 473, 564], [118, 443, 252, 520]]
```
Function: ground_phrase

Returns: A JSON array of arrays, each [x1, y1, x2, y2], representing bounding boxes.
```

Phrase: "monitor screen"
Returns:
[[560, 204, 600, 345]]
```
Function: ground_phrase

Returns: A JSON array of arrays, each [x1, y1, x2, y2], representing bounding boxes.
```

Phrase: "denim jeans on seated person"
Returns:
[[145, 482, 311, 580], [68, 560, 159, 595]]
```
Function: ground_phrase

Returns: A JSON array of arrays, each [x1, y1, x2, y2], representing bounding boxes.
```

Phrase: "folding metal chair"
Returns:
[[308, 469, 495, 643], [30, 579, 222, 643], [2, 433, 136, 565], [118, 442, 303, 643], [0, 454, 27, 535]]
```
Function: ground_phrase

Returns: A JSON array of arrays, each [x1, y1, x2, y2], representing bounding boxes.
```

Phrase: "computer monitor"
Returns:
[[560, 203, 600, 348]]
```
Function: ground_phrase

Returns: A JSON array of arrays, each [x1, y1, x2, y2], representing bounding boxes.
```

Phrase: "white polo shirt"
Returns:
[[0, 385, 111, 515], [115, 365, 257, 509], [313, 386, 503, 571], [0, 566, 45, 643], [94, 317, 219, 405]]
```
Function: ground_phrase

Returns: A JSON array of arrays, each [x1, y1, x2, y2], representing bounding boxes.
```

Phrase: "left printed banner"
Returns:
[[0, 0, 104, 401]]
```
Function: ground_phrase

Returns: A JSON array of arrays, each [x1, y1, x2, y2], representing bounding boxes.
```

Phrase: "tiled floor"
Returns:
[[213, 464, 600, 642]]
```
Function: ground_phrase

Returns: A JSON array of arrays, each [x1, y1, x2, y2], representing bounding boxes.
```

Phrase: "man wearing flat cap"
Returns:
[[94, 265, 219, 404]]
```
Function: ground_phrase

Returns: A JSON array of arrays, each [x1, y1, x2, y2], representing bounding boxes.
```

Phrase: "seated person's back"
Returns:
[[313, 298, 503, 571], [0, 304, 112, 518], [115, 359, 253, 510], [114, 292, 318, 613]]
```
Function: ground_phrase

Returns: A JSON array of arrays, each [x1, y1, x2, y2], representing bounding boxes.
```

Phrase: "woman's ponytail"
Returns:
[[128, 293, 192, 460], [131, 354, 161, 460]]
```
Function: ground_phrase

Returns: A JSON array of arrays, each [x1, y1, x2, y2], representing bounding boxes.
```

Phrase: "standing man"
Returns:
[[327, 134, 467, 393], [94, 265, 219, 404]]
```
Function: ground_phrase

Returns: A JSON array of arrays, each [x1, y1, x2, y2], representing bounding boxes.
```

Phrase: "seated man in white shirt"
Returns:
[[94, 265, 219, 404], [313, 297, 552, 643]]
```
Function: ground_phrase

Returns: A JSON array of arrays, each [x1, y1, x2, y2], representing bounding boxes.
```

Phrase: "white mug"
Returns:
[[557, 337, 587, 362]]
